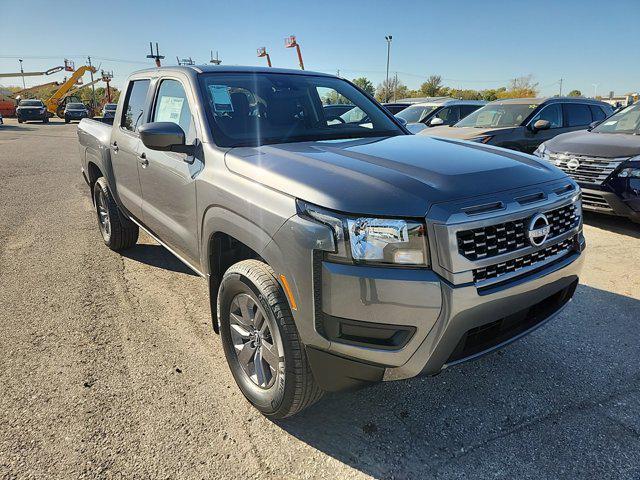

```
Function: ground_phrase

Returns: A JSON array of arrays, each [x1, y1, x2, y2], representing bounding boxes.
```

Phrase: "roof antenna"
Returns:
[[146, 42, 165, 67], [209, 50, 222, 65]]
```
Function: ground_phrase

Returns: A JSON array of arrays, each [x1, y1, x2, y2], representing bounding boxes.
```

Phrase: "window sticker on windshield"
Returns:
[[156, 96, 184, 123], [208, 85, 234, 113], [529, 105, 537, 109]]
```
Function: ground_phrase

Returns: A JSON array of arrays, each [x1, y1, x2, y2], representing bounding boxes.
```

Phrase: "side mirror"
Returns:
[[396, 117, 408, 126], [429, 117, 445, 127], [588, 120, 600, 131], [532, 119, 550, 132], [139, 122, 194, 154]]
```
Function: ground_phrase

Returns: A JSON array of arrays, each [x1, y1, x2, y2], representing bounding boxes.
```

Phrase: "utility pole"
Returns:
[[559, 78, 563, 96], [146, 42, 165, 67], [385, 35, 392, 102], [18, 59, 25, 89], [285, 35, 304, 70], [87, 56, 97, 112], [257, 47, 272, 67], [210, 50, 222, 65]]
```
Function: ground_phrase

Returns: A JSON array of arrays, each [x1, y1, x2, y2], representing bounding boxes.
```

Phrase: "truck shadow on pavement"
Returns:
[[584, 212, 640, 238], [274, 284, 640, 480], [121, 244, 198, 276]]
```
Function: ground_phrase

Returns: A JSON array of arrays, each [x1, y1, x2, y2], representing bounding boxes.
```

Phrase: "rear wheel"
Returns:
[[92, 177, 138, 251], [17, 119, 23, 124], [218, 260, 323, 418]]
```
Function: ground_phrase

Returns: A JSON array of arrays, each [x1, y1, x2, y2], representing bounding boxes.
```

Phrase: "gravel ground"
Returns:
[[1, 118, 639, 480]]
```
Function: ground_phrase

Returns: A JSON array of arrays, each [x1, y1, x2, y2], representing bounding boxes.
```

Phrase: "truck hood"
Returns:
[[545, 130, 640, 158], [225, 135, 566, 217], [419, 125, 517, 140]]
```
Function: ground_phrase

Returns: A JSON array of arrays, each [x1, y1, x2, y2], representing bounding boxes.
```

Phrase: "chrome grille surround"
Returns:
[[547, 152, 628, 185], [428, 179, 583, 288], [456, 203, 578, 261]]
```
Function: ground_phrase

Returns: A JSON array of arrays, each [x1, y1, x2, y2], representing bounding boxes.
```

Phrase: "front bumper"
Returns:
[[581, 187, 640, 223], [17, 111, 47, 120], [267, 180, 586, 392]]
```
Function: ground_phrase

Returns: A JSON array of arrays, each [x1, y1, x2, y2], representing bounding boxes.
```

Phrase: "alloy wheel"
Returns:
[[229, 293, 281, 389]]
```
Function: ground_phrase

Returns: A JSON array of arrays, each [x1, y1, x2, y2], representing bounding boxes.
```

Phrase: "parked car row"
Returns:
[[406, 96, 639, 223]]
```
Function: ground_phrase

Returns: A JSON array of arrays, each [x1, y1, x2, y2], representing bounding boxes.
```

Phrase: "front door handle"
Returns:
[[111, 141, 118, 153], [139, 152, 149, 168]]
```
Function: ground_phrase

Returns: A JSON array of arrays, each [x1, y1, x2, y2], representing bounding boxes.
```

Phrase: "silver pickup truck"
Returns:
[[77, 66, 585, 418]]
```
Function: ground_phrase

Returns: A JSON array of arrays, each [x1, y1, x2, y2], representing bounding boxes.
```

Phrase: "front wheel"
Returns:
[[92, 177, 138, 251], [218, 260, 323, 418]]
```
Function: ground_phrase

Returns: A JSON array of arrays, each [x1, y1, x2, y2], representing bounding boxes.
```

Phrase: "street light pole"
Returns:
[[385, 36, 392, 102], [592, 83, 599, 99], [18, 59, 25, 89]]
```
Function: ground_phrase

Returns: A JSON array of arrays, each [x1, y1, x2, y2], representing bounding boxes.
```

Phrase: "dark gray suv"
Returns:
[[421, 97, 613, 153]]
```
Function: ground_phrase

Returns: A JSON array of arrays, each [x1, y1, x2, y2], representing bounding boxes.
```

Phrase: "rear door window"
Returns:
[[589, 105, 607, 122], [121, 79, 150, 132], [564, 103, 593, 127]]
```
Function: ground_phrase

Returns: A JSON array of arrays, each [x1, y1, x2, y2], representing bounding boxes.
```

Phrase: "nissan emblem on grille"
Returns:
[[567, 158, 580, 171], [527, 213, 551, 247]]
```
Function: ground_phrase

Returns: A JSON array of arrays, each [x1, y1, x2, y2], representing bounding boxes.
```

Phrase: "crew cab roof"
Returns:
[[130, 65, 334, 78]]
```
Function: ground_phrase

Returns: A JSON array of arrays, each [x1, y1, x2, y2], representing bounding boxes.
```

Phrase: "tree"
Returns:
[[499, 74, 538, 98], [352, 77, 375, 96], [376, 77, 407, 102], [420, 75, 443, 97], [568, 89, 582, 97]]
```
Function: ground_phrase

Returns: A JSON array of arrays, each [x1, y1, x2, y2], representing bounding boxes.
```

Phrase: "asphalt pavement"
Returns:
[[1, 117, 638, 479]]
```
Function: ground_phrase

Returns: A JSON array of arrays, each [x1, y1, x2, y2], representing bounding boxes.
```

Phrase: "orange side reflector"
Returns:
[[279, 274, 298, 311]]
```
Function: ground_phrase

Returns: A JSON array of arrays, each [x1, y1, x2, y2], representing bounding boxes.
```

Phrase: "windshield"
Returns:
[[67, 103, 85, 109], [456, 102, 538, 128], [593, 104, 640, 134], [199, 73, 404, 147], [396, 105, 438, 123], [19, 100, 42, 107]]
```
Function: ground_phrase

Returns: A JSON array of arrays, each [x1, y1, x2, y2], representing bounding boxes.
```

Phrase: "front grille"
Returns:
[[582, 191, 614, 213], [457, 203, 578, 261], [473, 235, 577, 282], [548, 152, 626, 185]]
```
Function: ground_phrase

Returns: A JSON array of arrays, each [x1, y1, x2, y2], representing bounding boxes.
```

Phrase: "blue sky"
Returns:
[[1, 0, 637, 97]]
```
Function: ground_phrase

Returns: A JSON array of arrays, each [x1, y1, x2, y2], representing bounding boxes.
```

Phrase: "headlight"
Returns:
[[618, 167, 640, 178], [533, 143, 548, 158], [468, 135, 493, 144], [297, 200, 429, 267]]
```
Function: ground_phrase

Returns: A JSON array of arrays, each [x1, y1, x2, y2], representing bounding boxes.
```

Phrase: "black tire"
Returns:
[[64, 118, 70, 124], [92, 177, 138, 251], [43, 117, 49, 124], [17, 119, 23, 124], [218, 260, 323, 418]]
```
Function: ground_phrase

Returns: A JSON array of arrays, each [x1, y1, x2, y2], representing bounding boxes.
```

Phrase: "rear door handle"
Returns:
[[111, 142, 119, 153], [139, 152, 149, 167]]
